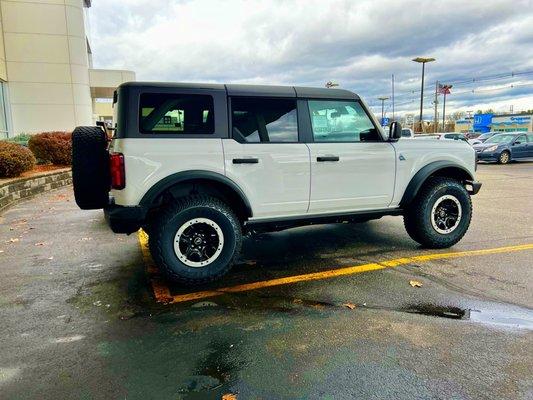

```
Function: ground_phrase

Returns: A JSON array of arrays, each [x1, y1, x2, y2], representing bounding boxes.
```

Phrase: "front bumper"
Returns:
[[104, 203, 146, 234], [465, 180, 482, 195], [476, 151, 498, 161]]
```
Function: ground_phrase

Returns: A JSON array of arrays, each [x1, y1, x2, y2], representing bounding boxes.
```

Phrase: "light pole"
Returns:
[[378, 96, 389, 126], [440, 84, 452, 131], [412, 57, 435, 130]]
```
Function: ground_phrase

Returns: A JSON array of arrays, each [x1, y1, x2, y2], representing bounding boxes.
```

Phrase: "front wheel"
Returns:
[[149, 196, 242, 285], [498, 151, 510, 164], [404, 177, 472, 248]]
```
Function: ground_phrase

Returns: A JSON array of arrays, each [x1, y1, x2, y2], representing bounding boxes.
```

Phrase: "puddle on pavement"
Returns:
[[185, 293, 533, 331], [403, 304, 467, 319], [177, 340, 240, 398], [468, 308, 533, 330], [402, 302, 533, 330]]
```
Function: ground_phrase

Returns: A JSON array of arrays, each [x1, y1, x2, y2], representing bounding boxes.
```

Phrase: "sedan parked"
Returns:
[[437, 133, 470, 143], [469, 132, 498, 146], [473, 133, 533, 164]]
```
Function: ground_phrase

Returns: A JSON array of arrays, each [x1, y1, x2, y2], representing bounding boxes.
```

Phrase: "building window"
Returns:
[[0, 82, 9, 139], [139, 93, 214, 135]]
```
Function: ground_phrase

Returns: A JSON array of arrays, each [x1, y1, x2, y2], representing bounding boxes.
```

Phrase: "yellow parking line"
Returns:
[[138, 230, 173, 303], [137, 230, 533, 304]]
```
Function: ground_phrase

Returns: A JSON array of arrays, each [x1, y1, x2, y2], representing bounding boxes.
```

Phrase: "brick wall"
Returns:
[[0, 170, 72, 212]]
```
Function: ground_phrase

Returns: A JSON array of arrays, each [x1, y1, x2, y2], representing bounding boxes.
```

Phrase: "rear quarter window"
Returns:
[[139, 93, 214, 135]]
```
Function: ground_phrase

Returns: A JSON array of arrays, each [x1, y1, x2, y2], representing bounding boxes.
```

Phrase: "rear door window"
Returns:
[[139, 93, 214, 134], [231, 98, 298, 143]]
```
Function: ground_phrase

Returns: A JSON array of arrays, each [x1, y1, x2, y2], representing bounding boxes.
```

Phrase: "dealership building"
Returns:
[[0, 0, 135, 139], [455, 113, 533, 133]]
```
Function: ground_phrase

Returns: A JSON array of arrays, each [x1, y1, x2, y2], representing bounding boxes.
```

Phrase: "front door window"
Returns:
[[307, 100, 381, 142]]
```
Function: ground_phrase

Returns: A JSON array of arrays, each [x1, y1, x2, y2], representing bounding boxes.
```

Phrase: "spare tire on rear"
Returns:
[[72, 126, 110, 210]]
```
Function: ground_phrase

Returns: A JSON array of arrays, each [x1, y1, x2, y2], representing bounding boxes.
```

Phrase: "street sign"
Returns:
[[381, 117, 390, 126]]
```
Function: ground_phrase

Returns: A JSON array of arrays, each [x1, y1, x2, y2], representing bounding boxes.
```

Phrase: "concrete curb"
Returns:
[[0, 169, 72, 213]]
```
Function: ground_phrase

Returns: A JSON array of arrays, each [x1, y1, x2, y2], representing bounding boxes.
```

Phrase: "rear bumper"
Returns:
[[465, 180, 482, 195], [104, 203, 146, 234]]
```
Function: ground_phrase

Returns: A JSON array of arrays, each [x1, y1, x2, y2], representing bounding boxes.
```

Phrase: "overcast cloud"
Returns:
[[90, 0, 533, 117]]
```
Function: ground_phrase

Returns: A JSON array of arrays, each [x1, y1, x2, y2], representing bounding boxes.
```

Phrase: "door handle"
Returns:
[[317, 156, 339, 162], [233, 158, 259, 164]]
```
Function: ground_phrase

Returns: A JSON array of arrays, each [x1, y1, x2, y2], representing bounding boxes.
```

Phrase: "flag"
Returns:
[[438, 84, 452, 95]]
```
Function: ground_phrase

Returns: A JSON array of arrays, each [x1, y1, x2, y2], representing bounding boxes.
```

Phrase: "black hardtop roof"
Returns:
[[119, 81, 359, 100]]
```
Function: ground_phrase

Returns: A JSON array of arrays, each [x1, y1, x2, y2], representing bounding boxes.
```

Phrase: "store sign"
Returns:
[[509, 116, 531, 123]]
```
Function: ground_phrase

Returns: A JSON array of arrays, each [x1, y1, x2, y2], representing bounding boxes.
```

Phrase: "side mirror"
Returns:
[[389, 121, 402, 141], [514, 141, 521, 145]]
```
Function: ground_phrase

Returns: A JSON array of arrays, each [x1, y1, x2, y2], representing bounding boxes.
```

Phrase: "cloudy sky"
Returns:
[[90, 0, 533, 118]]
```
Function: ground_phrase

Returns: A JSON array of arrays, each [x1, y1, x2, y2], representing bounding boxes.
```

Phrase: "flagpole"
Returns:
[[434, 81, 439, 133]]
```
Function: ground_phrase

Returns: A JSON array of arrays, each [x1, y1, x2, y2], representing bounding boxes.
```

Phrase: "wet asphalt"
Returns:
[[0, 162, 532, 400]]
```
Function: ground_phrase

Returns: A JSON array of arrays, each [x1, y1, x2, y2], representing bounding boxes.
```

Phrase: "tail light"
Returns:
[[110, 153, 125, 189]]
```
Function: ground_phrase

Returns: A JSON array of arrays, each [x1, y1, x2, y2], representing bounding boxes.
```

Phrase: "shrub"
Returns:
[[0, 141, 36, 178], [28, 131, 72, 165]]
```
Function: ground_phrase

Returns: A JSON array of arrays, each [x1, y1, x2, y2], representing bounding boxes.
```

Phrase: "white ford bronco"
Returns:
[[72, 82, 481, 285]]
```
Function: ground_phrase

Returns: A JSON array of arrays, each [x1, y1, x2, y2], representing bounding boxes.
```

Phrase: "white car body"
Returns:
[[71, 82, 482, 284], [110, 131, 475, 220]]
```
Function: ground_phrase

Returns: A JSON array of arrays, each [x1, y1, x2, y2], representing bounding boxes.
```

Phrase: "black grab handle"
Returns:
[[317, 156, 339, 162], [233, 158, 259, 164]]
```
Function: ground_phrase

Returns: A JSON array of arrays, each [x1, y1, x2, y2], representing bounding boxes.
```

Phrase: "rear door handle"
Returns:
[[233, 158, 259, 164], [317, 156, 340, 162]]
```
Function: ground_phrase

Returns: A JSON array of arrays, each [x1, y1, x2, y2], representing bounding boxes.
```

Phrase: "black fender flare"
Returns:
[[399, 161, 474, 207], [139, 170, 253, 217]]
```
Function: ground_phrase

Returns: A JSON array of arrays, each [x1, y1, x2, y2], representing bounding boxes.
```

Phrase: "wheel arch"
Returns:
[[400, 161, 474, 207], [139, 170, 253, 221]]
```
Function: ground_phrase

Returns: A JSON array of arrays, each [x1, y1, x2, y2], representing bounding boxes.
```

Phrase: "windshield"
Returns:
[[485, 134, 515, 144], [478, 133, 492, 140]]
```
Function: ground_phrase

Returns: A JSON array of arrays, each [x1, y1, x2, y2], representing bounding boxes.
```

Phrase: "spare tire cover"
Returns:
[[71, 126, 110, 210]]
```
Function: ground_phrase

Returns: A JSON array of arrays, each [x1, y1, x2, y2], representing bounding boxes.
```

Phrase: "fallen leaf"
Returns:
[[222, 394, 237, 400], [80, 237, 92, 241], [35, 242, 45, 246], [342, 302, 357, 310], [0, 250, 4, 253], [409, 280, 423, 288], [8, 238, 19, 243], [47, 256, 54, 260]]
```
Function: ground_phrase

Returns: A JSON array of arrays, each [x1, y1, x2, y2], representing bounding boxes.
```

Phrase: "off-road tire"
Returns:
[[149, 196, 242, 285], [72, 126, 110, 209], [404, 177, 472, 248], [498, 150, 510, 164]]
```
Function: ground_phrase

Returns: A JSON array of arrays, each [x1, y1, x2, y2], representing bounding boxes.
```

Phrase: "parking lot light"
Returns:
[[412, 57, 436, 127]]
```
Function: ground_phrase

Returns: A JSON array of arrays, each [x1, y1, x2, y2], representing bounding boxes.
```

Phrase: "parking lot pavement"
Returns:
[[0, 163, 532, 400]]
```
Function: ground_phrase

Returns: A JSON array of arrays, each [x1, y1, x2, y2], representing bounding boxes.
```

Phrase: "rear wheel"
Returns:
[[72, 126, 110, 209], [149, 196, 242, 285], [498, 150, 510, 164], [404, 177, 472, 248]]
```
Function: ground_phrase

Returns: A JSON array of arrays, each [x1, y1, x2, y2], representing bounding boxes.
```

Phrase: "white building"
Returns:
[[0, 0, 135, 138]]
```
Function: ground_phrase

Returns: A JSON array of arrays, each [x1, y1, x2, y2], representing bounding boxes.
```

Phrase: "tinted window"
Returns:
[[231, 98, 298, 143], [308, 100, 379, 142], [139, 93, 214, 134], [515, 135, 527, 143], [486, 134, 515, 144], [527, 134, 533, 142]]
